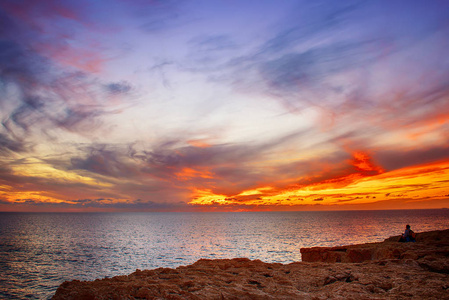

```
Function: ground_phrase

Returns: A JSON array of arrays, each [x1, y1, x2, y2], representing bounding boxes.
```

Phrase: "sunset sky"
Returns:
[[1, 0, 449, 212]]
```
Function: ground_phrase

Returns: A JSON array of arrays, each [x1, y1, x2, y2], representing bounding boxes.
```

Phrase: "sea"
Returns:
[[1, 209, 449, 299]]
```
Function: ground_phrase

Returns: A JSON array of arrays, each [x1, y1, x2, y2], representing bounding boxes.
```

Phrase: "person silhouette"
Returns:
[[399, 224, 415, 242]]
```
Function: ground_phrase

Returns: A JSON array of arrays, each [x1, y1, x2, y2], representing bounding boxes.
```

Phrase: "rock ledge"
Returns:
[[53, 229, 449, 299]]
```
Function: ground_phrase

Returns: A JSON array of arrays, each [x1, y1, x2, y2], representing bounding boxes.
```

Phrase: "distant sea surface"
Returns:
[[1, 210, 449, 299]]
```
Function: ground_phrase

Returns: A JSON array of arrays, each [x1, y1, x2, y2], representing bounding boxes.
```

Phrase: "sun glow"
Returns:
[[187, 160, 449, 209], [1, 190, 67, 204], [189, 188, 229, 205], [237, 187, 273, 196]]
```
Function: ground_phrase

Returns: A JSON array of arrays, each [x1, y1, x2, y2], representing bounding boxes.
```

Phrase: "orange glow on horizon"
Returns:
[[187, 159, 449, 210], [189, 188, 229, 205]]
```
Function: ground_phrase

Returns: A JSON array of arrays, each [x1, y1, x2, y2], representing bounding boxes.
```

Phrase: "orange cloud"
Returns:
[[175, 167, 214, 181], [187, 139, 212, 148], [350, 151, 384, 174], [406, 111, 449, 141], [188, 158, 449, 210], [188, 188, 229, 206]]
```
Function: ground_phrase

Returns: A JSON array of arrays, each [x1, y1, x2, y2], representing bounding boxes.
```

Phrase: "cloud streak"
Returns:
[[1, 0, 449, 211]]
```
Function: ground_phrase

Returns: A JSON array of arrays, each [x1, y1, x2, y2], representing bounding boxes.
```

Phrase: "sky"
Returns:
[[0, 0, 449, 212]]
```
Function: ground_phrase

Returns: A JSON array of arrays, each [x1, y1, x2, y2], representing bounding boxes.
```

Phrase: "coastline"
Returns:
[[52, 229, 449, 299]]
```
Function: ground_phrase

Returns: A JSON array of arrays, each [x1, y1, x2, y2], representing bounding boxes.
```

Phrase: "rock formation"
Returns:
[[300, 229, 449, 274], [52, 229, 449, 299]]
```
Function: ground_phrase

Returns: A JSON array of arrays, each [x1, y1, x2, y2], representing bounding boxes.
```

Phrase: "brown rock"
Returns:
[[52, 229, 449, 300], [301, 229, 449, 266]]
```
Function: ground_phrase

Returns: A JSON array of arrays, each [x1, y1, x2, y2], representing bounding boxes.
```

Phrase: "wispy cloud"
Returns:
[[1, 0, 448, 211]]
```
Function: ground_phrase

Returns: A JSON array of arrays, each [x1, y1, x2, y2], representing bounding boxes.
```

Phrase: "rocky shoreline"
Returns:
[[52, 229, 449, 299]]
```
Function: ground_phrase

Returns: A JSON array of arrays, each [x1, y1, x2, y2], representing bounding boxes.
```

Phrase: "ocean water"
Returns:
[[1, 210, 448, 299]]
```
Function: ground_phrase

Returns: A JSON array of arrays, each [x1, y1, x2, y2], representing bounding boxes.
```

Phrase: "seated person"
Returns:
[[398, 224, 416, 242]]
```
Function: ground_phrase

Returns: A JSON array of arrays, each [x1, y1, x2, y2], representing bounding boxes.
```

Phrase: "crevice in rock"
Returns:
[[248, 280, 263, 289], [334, 248, 347, 252]]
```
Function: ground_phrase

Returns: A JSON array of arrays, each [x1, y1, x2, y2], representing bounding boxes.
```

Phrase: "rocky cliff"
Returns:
[[52, 229, 449, 299], [301, 229, 449, 272]]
